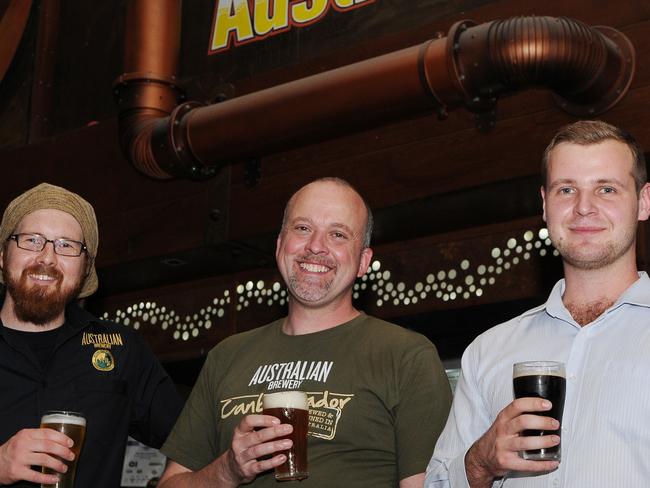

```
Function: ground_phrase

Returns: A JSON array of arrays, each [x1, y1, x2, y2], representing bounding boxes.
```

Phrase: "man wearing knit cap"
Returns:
[[0, 183, 183, 488]]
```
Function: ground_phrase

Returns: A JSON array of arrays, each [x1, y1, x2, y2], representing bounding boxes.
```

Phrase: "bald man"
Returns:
[[159, 177, 452, 488]]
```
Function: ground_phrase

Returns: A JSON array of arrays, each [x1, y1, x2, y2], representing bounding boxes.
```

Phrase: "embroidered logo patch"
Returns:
[[81, 332, 123, 348], [92, 349, 115, 371]]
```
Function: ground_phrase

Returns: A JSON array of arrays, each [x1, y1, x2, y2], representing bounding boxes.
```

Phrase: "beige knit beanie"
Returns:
[[0, 183, 99, 298]]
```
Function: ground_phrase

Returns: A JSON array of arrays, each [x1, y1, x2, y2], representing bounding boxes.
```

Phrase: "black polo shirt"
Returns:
[[0, 296, 184, 487]]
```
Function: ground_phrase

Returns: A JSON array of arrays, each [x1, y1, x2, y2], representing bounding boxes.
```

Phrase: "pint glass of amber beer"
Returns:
[[262, 391, 309, 481], [40, 411, 86, 488], [513, 361, 566, 461]]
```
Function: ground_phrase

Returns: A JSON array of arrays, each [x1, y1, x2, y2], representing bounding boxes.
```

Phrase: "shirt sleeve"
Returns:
[[395, 341, 453, 481], [425, 342, 498, 488], [160, 349, 221, 471], [128, 333, 184, 449]]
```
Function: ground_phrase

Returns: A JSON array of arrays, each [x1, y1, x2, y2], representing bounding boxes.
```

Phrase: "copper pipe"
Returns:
[[115, 14, 635, 180], [441, 17, 634, 119], [184, 45, 444, 165], [114, 0, 184, 178]]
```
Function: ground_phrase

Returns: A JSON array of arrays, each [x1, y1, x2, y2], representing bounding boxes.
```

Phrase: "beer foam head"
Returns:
[[513, 361, 565, 378], [263, 391, 308, 410], [41, 412, 86, 426]]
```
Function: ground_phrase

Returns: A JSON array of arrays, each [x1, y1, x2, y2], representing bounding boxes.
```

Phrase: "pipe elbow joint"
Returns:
[[444, 16, 635, 117], [114, 74, 218, 180]]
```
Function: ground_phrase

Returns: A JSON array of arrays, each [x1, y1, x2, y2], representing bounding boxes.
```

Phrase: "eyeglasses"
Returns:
[[8, 233, 87, 257]]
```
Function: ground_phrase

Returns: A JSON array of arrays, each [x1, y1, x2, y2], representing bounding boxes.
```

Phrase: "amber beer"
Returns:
[[40, 411, 86, 488], [262, 391, 309, 481], [513, 361, 566, 461]]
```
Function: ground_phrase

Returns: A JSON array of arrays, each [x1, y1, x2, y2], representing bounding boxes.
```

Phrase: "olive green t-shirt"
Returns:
[[162, 313, 452, 487]]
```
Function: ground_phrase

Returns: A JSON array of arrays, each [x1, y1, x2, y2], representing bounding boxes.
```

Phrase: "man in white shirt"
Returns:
[[426, 120, 650, 487]]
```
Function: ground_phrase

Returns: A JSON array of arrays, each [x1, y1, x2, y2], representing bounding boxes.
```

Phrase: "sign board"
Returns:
[[121, 438, 167, 487]]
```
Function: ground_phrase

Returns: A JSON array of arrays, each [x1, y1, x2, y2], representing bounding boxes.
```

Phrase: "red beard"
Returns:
[[3, 263, 82, 325]]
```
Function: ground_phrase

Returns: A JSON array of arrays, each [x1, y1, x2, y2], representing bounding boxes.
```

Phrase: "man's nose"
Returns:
[[36, 241, 58, 265], [306, 231, 328, 254], [575, 191, 597, 216]]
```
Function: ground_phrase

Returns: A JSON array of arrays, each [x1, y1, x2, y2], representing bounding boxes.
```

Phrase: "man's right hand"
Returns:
[[159, 414, 294, 488], [222, 414, 293, 484], [0, 428, 75, 485], [465, 398, 561, 488]]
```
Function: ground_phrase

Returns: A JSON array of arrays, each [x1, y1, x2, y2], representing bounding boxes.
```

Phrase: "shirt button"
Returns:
[[569, 374, 576, 380], [553, 478, 560, 486]]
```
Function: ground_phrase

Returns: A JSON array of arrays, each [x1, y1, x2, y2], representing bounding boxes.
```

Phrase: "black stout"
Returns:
[[513, 374, 566, 459]]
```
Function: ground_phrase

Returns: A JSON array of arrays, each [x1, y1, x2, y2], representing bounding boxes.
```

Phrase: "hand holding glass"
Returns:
[[513, 361, 566, 461], [262, 391, 309, 481], [40, 411, 86, 488]]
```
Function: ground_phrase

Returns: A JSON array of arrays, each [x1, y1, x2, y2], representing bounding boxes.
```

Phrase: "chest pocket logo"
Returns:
[[92, 349, 115, 372]]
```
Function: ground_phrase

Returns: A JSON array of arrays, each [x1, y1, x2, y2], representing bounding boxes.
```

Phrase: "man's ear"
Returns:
[[540, 186, 547, 223], [275, 233, 282, 261], [357, 247, 373, 278], [637, 183, 650, 222]]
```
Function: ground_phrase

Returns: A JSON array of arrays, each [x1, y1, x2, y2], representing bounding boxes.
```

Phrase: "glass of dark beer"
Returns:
[[40, 411, 86, 488], [513, 361, 566, 460], [262, 391, 309, 481]]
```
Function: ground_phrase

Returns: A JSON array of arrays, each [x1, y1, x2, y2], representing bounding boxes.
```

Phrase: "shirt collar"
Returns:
[[617, 271, 650, 307], [533, 271, 650, 324]]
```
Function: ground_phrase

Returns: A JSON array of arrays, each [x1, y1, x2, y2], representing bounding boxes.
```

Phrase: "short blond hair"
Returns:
[[542, 120, 646, 192]]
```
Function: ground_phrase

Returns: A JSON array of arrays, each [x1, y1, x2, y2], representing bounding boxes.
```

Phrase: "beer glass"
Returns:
[[262, 391, 309, 481], [40, 411, 86, 488], [513, 361, 566, 460]]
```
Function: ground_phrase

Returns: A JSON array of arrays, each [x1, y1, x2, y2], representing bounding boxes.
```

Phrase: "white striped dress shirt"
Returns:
[[426, 272, 650, 488]]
